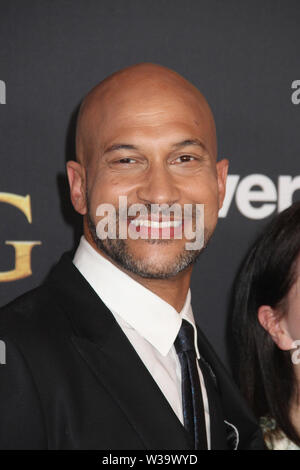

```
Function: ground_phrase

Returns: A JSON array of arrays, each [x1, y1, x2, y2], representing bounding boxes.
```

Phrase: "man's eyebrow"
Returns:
[[172, 139, 207, 151], [103, 139, 207, 154], [103, 143, 138, 154]]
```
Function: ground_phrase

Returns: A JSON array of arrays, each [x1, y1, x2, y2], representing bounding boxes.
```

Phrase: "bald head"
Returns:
[[75, 63, 217, 167]]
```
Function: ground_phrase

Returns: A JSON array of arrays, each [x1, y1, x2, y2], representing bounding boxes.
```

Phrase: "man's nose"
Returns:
[[136, 163, 180, 206]]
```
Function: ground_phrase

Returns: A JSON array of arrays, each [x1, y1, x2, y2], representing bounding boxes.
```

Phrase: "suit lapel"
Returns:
[[196, 325, 260, 450], [197, 355, 228, 449], [71, 330, 192, 450], [47, 253, 192, 450], [195, 325, 228, 449]]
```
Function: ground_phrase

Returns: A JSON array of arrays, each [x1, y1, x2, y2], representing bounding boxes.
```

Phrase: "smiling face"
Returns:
[[67, 64, 228, 279]]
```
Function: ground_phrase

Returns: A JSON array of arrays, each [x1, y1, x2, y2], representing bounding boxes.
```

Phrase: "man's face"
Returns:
[[71, 84, 228, 279]]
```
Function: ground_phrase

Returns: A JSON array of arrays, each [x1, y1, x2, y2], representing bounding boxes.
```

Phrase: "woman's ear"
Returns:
[[258, 305, 294, 350]]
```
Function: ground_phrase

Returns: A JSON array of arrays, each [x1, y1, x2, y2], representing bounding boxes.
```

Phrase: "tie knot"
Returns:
[[174, 319, 196, 354]]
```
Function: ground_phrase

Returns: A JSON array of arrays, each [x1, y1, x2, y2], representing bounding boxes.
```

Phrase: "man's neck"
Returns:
[[84, 232, 192, 313]]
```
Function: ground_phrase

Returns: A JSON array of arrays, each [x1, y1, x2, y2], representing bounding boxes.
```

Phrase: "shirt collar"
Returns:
[[73, 236, 200, 358]]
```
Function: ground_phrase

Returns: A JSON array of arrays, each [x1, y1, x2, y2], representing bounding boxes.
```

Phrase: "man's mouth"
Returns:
[[130, 218, 182, 229], [127, 216, 184, 239]]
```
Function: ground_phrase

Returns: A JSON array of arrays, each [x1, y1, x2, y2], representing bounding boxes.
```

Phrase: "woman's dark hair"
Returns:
[[232, 201, 300, 446]]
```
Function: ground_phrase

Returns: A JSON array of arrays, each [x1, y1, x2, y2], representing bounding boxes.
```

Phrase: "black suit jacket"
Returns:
[[0, 253, 264, 450]]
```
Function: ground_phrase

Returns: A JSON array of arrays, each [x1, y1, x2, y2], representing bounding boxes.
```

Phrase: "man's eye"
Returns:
[[116, 158, 136, 164], [173, 155, 195, 163]]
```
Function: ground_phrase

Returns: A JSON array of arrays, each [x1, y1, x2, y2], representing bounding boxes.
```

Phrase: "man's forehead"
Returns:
[[98, 94, 215, 157], [99, 115, 211, 150], [99, 98, 208, 132]]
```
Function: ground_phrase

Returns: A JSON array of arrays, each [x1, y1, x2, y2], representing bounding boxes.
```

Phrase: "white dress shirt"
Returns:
[[73, 236, 211, 448]]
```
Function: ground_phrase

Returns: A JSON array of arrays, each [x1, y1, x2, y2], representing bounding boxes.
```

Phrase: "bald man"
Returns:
[[0, 64, 264, 450]]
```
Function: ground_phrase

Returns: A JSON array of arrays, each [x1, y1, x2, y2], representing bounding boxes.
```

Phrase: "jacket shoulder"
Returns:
[[0, 278, 70, 346], [0, 285, 50, 329]]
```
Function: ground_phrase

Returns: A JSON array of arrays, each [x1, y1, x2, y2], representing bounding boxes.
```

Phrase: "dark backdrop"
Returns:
[[1, 0, 300, 369]]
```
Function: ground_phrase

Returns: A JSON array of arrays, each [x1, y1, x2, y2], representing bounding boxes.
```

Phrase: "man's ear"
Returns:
[[216, 158, 229, 209], [258, 305, 294, 350], [66, 161, 87, 215]]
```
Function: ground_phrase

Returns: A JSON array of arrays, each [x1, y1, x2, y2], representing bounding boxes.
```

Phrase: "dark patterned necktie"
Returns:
[[174, 319, 208, 450]]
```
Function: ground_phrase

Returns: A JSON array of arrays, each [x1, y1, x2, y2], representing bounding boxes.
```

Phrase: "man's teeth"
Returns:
[[131, 219, 182, 228]]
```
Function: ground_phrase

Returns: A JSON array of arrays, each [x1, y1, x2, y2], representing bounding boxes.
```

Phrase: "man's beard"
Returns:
[[86, 201, 212, 280]]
